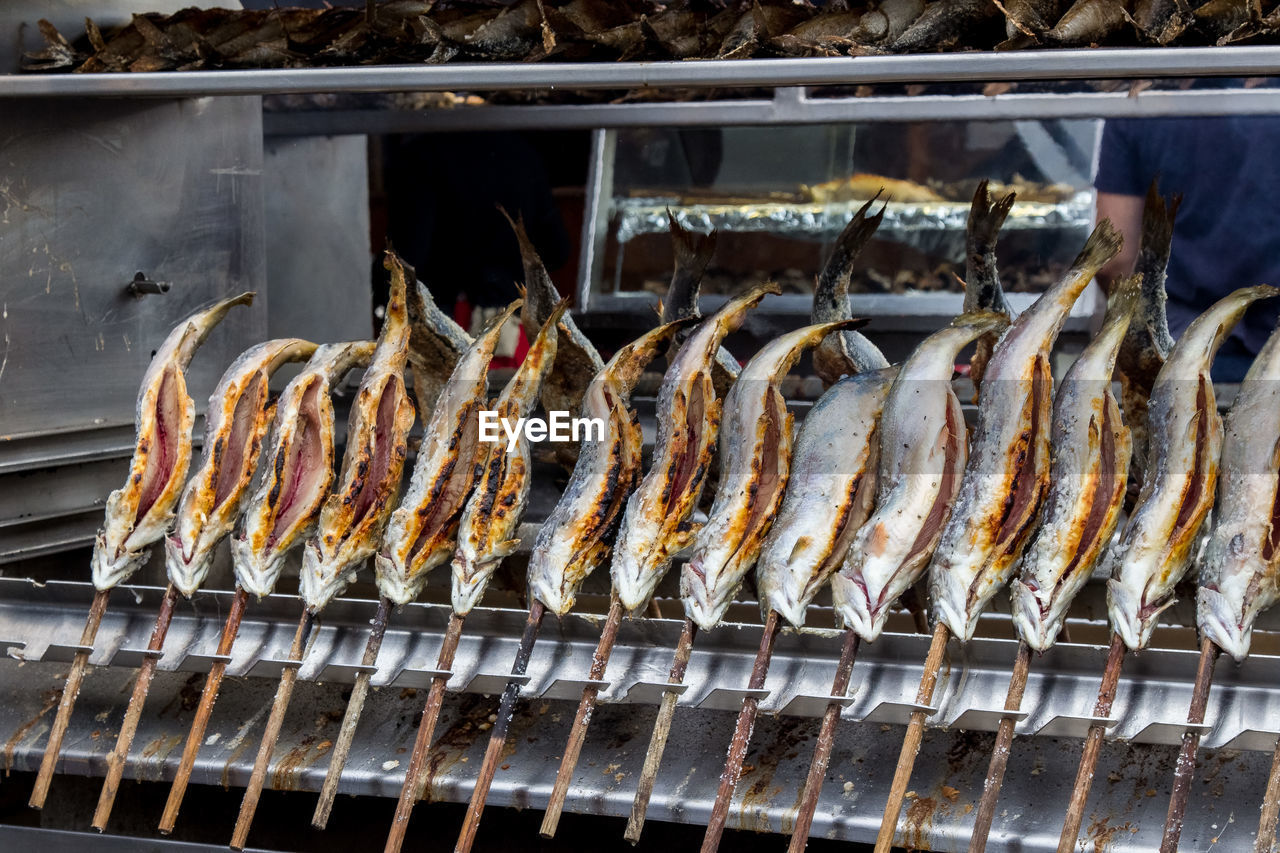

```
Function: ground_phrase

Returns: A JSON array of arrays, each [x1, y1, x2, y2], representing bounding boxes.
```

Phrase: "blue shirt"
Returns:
[[1095, 115, 1280, 374]]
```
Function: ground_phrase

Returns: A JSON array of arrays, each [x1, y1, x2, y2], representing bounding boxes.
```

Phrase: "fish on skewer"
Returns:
[[312, 299, 525, 829], [661, 215, 740, 398], [405, 261, 474, 419], [969, 279, 1140, 852], [384, 302, 568, 853], [456, 314, 695, 853], [536, 284, 778, 838], [230, 253, 419, 851], [878, 221, 1121, 853], [628, 200, 887, 845], [692, 317, 872, 853], [1117, 182, 1181, 506], [788, 183, 1013, 853], [29, 291, 253, 811], [1058, 283, 1279, 853], [159, 340, 374, 833], [93, 336, 317, 830]]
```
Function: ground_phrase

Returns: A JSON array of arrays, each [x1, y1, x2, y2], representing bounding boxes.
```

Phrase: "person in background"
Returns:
[[1094, 109, 1280, 382]]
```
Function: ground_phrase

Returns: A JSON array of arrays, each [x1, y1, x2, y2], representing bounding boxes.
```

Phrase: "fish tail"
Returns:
[[1140, 179, 1181, 262], [667, 211, 717, 278], [1103, 274, 1143, 334], [813, 194, 886, 323], [967, 179, 1016, 246], [1070, 218, 1124, 274]]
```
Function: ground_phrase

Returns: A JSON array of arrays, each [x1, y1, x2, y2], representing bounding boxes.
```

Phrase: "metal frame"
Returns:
[[5, 47, 1280, 97]]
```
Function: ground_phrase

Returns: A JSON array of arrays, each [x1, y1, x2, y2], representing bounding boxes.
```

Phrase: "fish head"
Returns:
[[229, 532, 285, 601], [1009, 577, 1057, 653], [1106, 576, 1174, 650], [830, 572, 885, 642], [373, 548, 424, 607], [1197, 586, 1251, 663], [164, 534, 216, 599], [91, 529, 151, 591], [300, 539, 362, 613]]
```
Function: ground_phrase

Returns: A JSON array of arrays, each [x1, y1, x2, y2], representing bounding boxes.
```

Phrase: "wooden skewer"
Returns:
[[873, 622, 950, 853], [230, 608, 317, 850], [1056, 633, 1127, 853], [91, 584, 180, 830], [159, 585, 250, 833], [540, 592, 626, 838], [786, 629, 861, 853], [384, 612, 467, 853], [623, 616, 698, 844], [311, 595, 394, 829], [1159, 636, 1219, 853], [29, 587, 111, 809], [967, 640, 1034, 853], [701, 610, 783, 853], [1255, 734, 1280, 852], [454, 601, 546, 853]]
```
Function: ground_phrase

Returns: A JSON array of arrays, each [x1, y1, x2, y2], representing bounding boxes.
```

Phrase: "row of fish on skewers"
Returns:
[[25, 176, 1280, 853]]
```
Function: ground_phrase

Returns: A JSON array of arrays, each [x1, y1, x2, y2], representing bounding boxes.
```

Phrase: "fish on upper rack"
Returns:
[[92, 292, 254, 590], [683, 317, 866, 630], [1109, 284, 1280, 650], [452, 302, 566, 616], [609, 283, 781, 615], [300, 253, 417, 612], [528, 316, 694, 615], [1010, 278, 1140, 651], [1198, 319, 1280, 661], [165, 338, 318, 597], [930, 222, 1122, 642], [377, 299, 522, 606], [232, 341, 375, 600], [1044, 0, 1131, 44], [831, 311, 1008, 640]]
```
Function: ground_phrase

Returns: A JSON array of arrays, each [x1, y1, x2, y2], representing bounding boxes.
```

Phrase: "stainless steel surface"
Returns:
[[0, 577, 1272, 850], [0, 96, 267, 438], [262, 135, 372, 345], [7, 48, 1280, 97], [265, 87, 1280, 137]]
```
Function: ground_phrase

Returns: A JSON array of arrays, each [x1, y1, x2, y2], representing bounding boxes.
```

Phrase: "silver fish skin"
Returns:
[[1108, 284, 1280, 650], [165, 338, 317, 597], [832, 312, 1007, 641], [300, 254, 417, 613], [1198, 320, 1280, 661], [757, 366, 895, 629], [662, 215, 740, 397], [406, 265, 474, 419], [813, 197, 891, 384], [92, 292, 254, 590], [930, 223, 1122, 642], [529, 318, 693, 616], [682, 318, 867, 631], [377, 299, 521, 606], [232, 342, 375, 600], [451, 302, 564, 617], [1010, 279, 1140, 652], [609, 283, 780, 616]]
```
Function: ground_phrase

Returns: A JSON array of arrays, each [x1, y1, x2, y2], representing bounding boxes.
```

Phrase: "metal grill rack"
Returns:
[[4, 47, 1280, 852]]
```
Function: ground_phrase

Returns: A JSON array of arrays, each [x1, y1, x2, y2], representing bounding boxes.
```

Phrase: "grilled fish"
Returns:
[[503, 211, 603, 421], [853, 0, 928, 44], [682, 317, 866, 631], [1130, 0, 1193, 43], [1198, 320, 1280, 661], [889, 0, 1000, 51], [964, 181, 1017, 392], [930, 223, 1122, 642], [165, 338, 317, 597], [1108, 284, 1280, 650], [1045, 0, 1130, 43], [92, 293, 254, 590], [529, 317, 694, 616], [832, 312, 1008, 641], [813, 197, 891, 385], [378, 299, 522, 606], [1117, 182, 1180, 501], [1001, 0, 1065, 36], [1010, 279, 1140, 651], [231, 342, 375, 600], [757, 365, 895, 627], [452, 303, 566, 616], [611, 283, 781, 615], [300, 254, 417, 613]]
